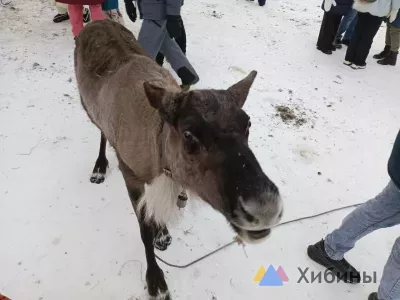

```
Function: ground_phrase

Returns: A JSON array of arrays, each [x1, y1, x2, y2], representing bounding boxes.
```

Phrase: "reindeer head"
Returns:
[[144, 71, 283, 243]]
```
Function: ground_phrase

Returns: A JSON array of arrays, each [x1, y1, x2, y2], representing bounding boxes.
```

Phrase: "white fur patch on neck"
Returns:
[[137, 174, 184, 225]]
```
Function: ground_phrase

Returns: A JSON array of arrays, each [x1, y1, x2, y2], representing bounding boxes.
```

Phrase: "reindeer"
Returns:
[[74, 19, 283, 300]]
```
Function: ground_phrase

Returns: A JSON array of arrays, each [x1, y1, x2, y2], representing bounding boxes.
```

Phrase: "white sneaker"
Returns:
[[343, 60, 352, 66], [350, 64, 366, 70]]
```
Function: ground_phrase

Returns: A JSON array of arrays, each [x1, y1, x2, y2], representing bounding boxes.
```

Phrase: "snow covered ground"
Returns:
[[1, 0, 399, 299]]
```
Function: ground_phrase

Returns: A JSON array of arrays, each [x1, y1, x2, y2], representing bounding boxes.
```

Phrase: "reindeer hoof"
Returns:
[[90, 157, 108, 184], [154, 228, 172, 251], [147, 268, 171, 300], [149, 291, 171, 300]]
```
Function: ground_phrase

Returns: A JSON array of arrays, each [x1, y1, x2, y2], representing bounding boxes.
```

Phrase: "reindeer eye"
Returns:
[[183, 131, 199, 154], [245, 121, 251, 136]]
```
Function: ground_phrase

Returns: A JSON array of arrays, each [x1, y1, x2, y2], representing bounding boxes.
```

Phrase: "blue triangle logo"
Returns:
[[259, 265, 283, 286]]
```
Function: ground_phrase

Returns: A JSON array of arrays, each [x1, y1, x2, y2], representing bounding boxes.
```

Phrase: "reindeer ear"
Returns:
[[227, 70, 257, 108], [143, 81, 180, 124], [143, 82, 167, 109]]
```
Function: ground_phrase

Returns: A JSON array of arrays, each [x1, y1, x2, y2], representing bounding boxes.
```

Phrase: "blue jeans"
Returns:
[[325, 181, 400, 300], [335, 8, 358, 41]]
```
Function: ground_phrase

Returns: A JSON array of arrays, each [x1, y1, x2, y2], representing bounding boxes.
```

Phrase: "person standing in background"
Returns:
[[125, 0, 199, 90], [344, 0, 400, 70], [155, 0, 186, 67], [52, 0, 90, 23], [373, 9, 400, 66], [317, 0, 353, 55], [334, 7, 358, 48], [56, 0, 105, 37], [102, 0, 125, 25]]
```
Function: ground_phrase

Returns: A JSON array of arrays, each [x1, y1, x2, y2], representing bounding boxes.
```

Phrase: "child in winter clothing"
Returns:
[[344, 0, 400, 69], [317, 0, 354, 55], [102, 0, 125, 25], [124, 0, 199, 90], [57, 0, 105, 37], [373, 9, 400, 66]]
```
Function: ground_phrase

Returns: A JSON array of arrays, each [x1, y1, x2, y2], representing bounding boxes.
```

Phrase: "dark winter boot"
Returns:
[[368, 292, 379, 300], [307, 240, 361, 284], [53, 13, 69, 23], [258, 0, 266, 6], [373, 45, 391, 59], [377, 51, 398, 66]]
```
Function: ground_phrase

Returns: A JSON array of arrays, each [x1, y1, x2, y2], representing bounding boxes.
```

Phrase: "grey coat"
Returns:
[[137, 0, 183, 20]]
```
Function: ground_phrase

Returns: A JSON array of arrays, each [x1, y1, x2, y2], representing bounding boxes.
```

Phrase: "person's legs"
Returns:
[[317, 12, 334, 50], [332, 14, 343, 45], [352, 13, 383, 66], [138, 20, 168, 59], [377, 23, 400, 66], [378, 237, 400, 300], [386, 22, 392, 49], [325, 181, 400, 260], [159, 33, 199, 86], [156, 19, 186, 67], [335, 8, 357, 41], [68, 4, 84, 37], [342, 9, 357, 44], [175, 18, 187, 54], [89, 4, 105, 21], [389, 25, 400, 53], [345, 12, 363, 63]]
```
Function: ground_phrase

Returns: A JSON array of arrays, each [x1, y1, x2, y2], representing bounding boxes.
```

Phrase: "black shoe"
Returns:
[[53, 13, 69, 23], [342, 39, 350, 46], [373, 45, 391, 59], [258, 0, 266, 6], [307, 240, 361, 284], [368, 292, 379, 300], [83, 7, 91, 23], [317, 46, 332, 55], [377, 51, 397, 66]]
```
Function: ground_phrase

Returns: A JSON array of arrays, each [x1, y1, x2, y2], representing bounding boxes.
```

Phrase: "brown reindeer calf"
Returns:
[[74, 19, 283, 300]]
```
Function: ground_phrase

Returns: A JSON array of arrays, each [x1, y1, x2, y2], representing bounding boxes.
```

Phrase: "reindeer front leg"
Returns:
[[119, 159, 171, 300]]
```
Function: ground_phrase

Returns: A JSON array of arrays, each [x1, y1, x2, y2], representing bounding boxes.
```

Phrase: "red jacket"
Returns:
[[56, 0, 105, 4]]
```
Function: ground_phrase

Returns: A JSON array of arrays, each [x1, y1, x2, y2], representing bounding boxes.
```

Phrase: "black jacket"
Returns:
[[388, 130, 400, 189]]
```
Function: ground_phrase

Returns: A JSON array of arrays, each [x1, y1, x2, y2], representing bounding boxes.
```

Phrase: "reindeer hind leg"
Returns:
[[90, 132, 109, 184]]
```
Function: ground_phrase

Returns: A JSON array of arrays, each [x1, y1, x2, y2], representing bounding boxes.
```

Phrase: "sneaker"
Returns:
[[83, 7, 91, 23], [53, 13, 69, 23], [307, 240, 361, 284], [343, 60, 352, 66], [350, 64, 366, 70], [368, 292, 379, 300]]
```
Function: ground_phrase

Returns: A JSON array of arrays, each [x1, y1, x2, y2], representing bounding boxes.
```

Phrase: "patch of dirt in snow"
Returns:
[[274, 104, 315, 127]]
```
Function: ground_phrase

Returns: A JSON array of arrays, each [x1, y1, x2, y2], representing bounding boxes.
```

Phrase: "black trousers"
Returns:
[[317, 11, 343, 50], [345, 12, 383, 65], [156, 19, 187, 66]]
